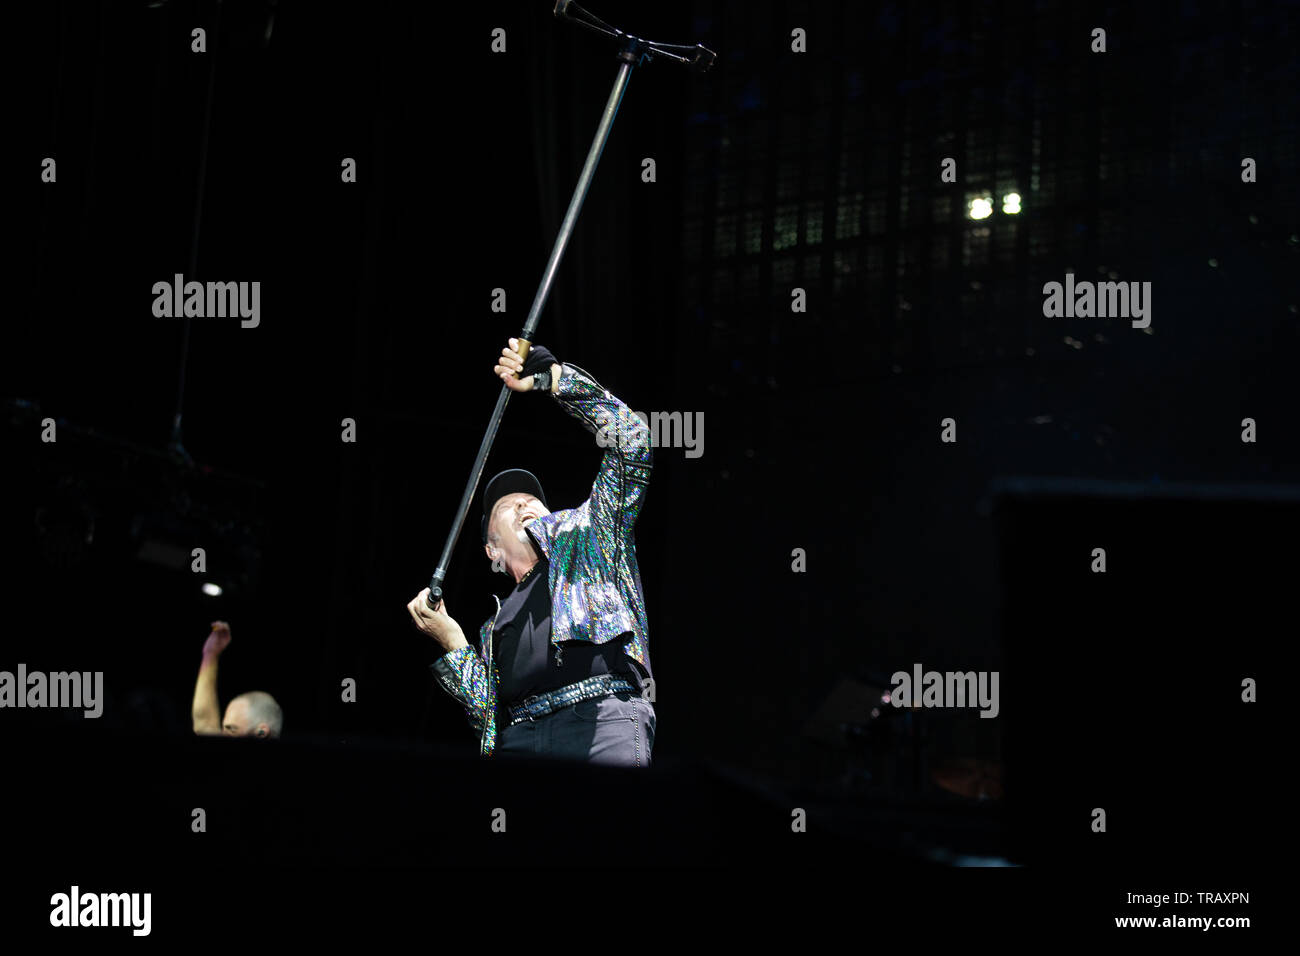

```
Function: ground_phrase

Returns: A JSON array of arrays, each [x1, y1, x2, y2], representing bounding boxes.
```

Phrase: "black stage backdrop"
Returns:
[[3, 0, 1291, 938]]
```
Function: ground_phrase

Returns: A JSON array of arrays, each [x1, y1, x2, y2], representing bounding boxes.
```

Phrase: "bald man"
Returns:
[[190, 621, 283, 738]]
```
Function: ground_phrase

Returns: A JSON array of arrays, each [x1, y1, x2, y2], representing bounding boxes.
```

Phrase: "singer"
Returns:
[[407, 338, 656, 766]]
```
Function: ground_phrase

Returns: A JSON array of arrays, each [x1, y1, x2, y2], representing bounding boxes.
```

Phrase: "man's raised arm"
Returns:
[[191, 621, 231, 735], [549, 361, 653, 541], [494, 337, 652, 548]]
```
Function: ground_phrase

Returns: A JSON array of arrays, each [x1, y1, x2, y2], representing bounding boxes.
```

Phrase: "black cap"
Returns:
[[480, 468, 547, 544]]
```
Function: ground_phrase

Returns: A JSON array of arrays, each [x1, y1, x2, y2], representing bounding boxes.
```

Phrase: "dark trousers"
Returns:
[[496, 689, 655, 767]]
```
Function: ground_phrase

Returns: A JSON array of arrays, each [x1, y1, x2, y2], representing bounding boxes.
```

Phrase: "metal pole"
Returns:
[[169, 0, 224, 465], [426, 45, 641, 608]]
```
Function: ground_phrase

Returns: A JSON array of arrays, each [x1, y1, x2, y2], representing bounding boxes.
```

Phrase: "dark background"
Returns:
[[2, 0, 1294, 894]]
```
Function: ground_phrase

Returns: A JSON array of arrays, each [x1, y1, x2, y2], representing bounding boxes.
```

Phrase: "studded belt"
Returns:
[[505, 672, 641, 727]]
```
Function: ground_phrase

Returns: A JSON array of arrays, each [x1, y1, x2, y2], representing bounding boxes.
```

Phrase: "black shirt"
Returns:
[[491, 557, 647, 707]]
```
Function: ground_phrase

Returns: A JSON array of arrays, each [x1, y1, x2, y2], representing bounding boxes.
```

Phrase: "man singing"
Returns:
[[407, 338, 655, 766]]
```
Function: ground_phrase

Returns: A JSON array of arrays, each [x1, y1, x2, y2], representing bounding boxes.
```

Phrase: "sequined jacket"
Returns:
[[430, 362, 652, 756]]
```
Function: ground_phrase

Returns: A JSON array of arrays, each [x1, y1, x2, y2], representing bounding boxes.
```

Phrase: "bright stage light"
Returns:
[[201, 583, 223, 597], [969, 197, 993, 220], [1002, 192, 1022, 214]]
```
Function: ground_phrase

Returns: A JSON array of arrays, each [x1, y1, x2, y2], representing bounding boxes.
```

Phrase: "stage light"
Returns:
[[1002, 192, 1021, 214], [201, 583, 223, 597], [969, 197, 993, 220]]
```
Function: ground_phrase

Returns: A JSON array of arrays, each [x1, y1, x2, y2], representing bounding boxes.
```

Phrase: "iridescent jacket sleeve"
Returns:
[[429, 614, 498, 748], [551, 362, 653, 546]]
